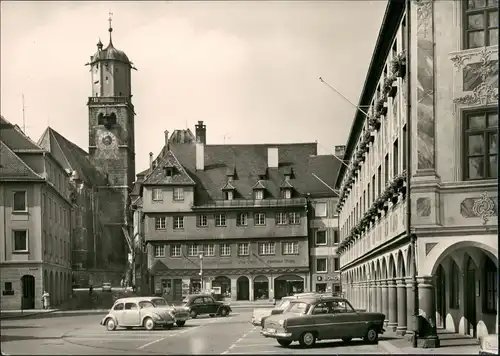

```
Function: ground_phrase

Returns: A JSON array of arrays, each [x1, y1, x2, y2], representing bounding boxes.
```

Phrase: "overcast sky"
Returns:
[[1, 1, 386, 173]]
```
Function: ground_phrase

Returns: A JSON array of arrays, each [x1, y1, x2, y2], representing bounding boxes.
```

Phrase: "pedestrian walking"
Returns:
[[41, 290, 50, 310]]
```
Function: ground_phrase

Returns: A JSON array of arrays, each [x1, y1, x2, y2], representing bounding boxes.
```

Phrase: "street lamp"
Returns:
[[199, 253, 204, 292]]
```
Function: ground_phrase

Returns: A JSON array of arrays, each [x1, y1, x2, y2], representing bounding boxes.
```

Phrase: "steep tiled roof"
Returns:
[[0, 140, 44, 181], [221, 181, 236, 191], [38, 127, 107, 185], [143, 150, 196, 186], [280, 179, 294, 189], [0, 116, 44, 152], [166, 142, 338, 204]]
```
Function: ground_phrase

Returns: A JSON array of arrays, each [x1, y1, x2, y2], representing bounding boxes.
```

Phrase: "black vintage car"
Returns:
[[182, 294, 232, 319]]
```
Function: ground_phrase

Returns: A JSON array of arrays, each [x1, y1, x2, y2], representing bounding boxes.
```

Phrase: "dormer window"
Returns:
[[255, 190, 264, 200], [165, 167, 173, 177], [221, 181, 236, 200], [225, 191, 234, 200], [284, 189, 291, 199]]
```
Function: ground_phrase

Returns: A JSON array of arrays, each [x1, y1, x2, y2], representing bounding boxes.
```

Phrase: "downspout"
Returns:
[[91, 186, 97, 269], [404, 0, 419, 348]]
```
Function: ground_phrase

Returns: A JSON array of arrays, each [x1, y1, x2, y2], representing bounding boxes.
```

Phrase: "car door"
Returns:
[[311, 302, 335, 340], [112, 303, 125, 325], [203, 297, 218, 314], [332, 300, 364, 338], [123, 302, 141, 326], [192, 297, 206, 315]]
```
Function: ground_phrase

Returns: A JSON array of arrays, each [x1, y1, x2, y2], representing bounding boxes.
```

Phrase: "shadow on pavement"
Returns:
[[0, 325, 43, 330]]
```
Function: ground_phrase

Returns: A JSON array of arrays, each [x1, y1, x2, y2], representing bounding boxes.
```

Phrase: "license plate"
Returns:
[[267, 328, 276, 333]]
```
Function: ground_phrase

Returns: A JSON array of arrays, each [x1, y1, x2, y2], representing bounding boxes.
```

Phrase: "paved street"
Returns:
[[1, 310, 397, 355]]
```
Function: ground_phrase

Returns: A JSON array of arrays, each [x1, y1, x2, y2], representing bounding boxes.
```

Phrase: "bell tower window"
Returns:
[[98, 112, 117, 128]]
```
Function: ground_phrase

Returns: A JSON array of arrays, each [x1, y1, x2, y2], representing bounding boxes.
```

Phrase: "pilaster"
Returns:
[[396, 277, 407, 336], [381, 279, 389, 325], [375, 281, 382, 313], [405, 277, 416, 341], [387, 278, 398, 331]]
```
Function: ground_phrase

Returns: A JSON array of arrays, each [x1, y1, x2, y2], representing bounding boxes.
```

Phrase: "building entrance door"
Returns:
[[21, 275, 35, 310]]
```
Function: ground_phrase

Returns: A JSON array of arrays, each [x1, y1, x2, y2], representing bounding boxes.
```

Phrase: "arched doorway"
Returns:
[[236, 276, 249, 301], [465, 256, 477, 337], [21, 275, 35, 310], [253, 275, 269, 300], [435, 264, 446, 329], [212, 276, 231, 300], [274, 274, 304, 299]]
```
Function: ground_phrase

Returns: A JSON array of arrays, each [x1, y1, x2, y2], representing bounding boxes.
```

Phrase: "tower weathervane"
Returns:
[[108, 11, 113, 31]]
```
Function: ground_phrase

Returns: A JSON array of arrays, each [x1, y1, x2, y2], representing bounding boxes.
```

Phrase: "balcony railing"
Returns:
[[87, 97, 129, 105], [192, 197, 307, 209]]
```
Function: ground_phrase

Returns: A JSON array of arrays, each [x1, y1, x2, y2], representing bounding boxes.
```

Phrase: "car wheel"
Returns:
[[143, 317, 155, 331], [105, 318, 116, 331], [364, 327, 378, 343], [342, 337, 352, 343], [220, 308, 228, 317], [277, 339, 292, 347], [190, 310, 198, 319], [299, 332, 316, 347], [176, 321, 186, 327]]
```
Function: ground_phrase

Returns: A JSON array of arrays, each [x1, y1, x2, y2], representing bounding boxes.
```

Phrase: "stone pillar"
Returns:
[[364, 282, 369, 310], [375, 281, 381, 313], [381, 279, 389, 326], [249, 275, 254, 301], [417, 276, 440, 348], [388, 278, 398, 331], [396, 277, 407, 335], [405, 277, 416, 340], [230, 276, 238, 301], [368, 281, 375, 312]]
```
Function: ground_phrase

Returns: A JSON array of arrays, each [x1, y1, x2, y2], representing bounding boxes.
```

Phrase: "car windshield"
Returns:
[[138, 301, 155, 309], [278, 300, 291, 310], [285, 302, 310, 314], [151, 298, 168, 307]]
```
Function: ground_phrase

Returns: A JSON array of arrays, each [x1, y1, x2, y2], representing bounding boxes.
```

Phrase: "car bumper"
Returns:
[[479, 351, 498, 355], [174, 316, 189, 322], [155, 319, 174, 326], [261, 330, 292, 339]]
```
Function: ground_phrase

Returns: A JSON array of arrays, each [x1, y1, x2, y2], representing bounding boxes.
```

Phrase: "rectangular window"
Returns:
[[464, 0, 498, 49], [367, 184, 371, 207], [13, 230, 28, 252], [284, 189, 292, 199], [275, 212, 288, 225], [315, 230, 327, 245], [255, 190, 264, 200], [220, 243, 231, 257], [333, 257, 340, 271], [333, 229, 339, 244], [371, 175, 376, 202], [173, 216, 184, 230], [377, 165, 382, 196], [42, 193, 46, 215], [196, 214, 208, 227], [236, 213, 247, 226], [203, 244, 215, 257], [384, 154, 389, 186], [238, 243, 249, 256], [258, 242, 275, 256], [484, 264, 498, 312], [155, 217, 166, 230], [170, 244, 181, 257], [154, 245, 165, 257], [48, 198, 52, 219], [289, 212, 301, 224], [402, 125, 407, 171], [173, 188, 184, 201], [254, 212, 266, 226], [315, 202, 327, 217], [393, 139, 399, 177], [215, 214, 226, 227], [282, 242, 299, 255], [4, 282, 13, 292], [225, 191, 234, 200], [316, 258, 327, 273], [188, 244, 200, 257], [152, 188, 163, 201], [13, 191, 27, 212], [464, 110, 498, 180]]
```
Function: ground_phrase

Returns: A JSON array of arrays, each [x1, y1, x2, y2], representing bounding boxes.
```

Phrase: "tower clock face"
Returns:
[[97, 130, 117, 149]]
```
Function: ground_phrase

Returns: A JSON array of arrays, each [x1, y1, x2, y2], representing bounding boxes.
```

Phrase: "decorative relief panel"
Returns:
[[460, 192, 498, 224], [450, 47, 499, 106], [416, 197, 431, 217]]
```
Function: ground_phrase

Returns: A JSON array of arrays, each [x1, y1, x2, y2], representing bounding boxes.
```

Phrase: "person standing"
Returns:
[[41, 291, 50, 310]]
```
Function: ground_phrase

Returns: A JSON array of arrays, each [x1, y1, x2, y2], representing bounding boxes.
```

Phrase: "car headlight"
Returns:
[[278, 319, 284, 326]]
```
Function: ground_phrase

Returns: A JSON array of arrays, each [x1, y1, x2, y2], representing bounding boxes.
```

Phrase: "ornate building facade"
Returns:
[[335, 0, 497, 347]]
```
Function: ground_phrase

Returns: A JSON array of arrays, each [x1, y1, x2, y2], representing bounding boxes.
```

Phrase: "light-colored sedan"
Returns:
[[100, 297, 189, 331]]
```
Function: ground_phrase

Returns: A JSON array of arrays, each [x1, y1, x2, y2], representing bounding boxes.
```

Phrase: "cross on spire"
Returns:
[[108, 11, 113, 31]]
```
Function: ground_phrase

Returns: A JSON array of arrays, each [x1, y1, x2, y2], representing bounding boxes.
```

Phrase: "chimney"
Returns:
[[334, 145, 346, 159], [196, 138, 204, 171], [195, 120, 206, 144], [149, 152, 154, 172], [164, 130, 169, 146], [267, 147, 279, 168]]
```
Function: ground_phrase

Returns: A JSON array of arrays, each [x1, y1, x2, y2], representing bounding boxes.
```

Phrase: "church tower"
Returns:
[[86, 15, 136, 265]]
